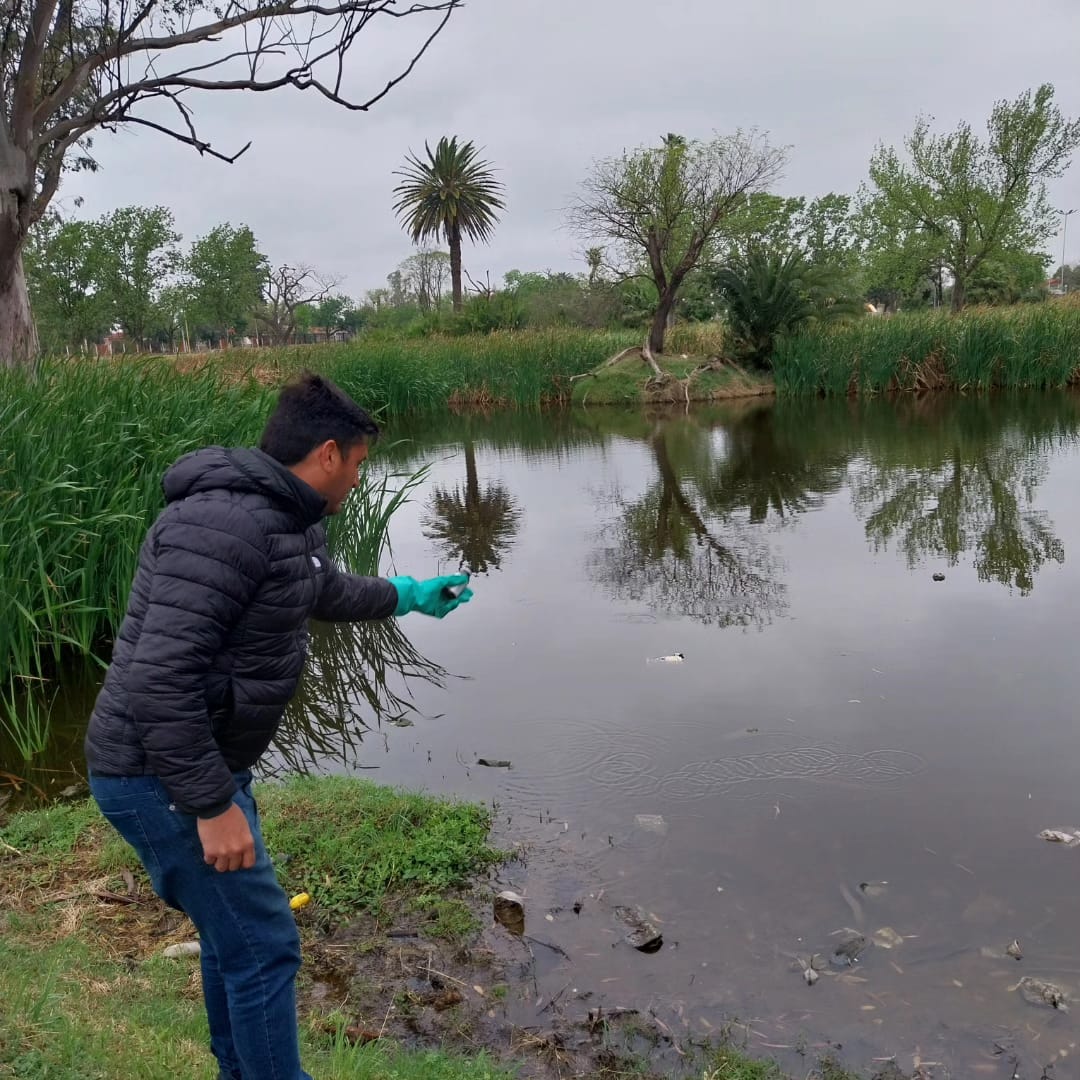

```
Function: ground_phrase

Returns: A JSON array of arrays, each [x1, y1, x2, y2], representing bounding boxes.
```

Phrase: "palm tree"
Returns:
[[713, 248, 862, 369], [392, 136, 505, 312]]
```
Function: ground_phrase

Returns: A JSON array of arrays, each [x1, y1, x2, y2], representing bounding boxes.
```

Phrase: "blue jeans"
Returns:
[[89, 770, 313, 1080]]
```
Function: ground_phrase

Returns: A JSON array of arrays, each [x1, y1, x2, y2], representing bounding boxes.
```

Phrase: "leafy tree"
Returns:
[[568, 131, 786, 359], [393, 137, 506, 312], [22, 214, 111, 352], [400, 249, 451, 311], [95, 206, 181, 348], [713, 248, 862, 368], [0, 0, 458, 370], [864, 84, 1080, 311], [186, 225, 267, 343], [966, 249, 1049, 305]]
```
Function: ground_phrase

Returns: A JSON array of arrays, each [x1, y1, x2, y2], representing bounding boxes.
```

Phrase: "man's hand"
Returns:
[[197, 803, 256, 872]]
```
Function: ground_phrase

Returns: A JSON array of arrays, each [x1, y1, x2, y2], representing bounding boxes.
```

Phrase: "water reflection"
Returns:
[[258, 619, 448, 779], [588, 419, 787, 628], [422, 439, 523, 575], [586, 396, 1076, 623]]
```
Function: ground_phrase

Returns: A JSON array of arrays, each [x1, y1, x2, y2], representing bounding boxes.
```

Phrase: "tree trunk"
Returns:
[[0, 252, 39, 371], [450, 225, 463, 313], [951, 272, 966, 313], [648, 290, 677, 354]]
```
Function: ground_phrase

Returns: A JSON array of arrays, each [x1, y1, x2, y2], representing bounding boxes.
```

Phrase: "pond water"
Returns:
[[12, 393, 1080, 1075]]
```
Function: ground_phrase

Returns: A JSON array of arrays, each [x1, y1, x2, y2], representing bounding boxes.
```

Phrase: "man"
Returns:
[[84, 371, 471, 1080]]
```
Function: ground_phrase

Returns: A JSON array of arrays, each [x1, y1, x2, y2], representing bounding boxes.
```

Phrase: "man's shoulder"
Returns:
[[156, 489, 273, 547]]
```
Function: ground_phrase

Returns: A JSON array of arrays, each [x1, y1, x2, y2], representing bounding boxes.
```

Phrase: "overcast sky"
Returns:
[[63, 0, 1080, 298]]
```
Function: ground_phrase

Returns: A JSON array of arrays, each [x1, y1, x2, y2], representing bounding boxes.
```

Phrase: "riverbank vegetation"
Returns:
[[0, 775, 876, 1080]]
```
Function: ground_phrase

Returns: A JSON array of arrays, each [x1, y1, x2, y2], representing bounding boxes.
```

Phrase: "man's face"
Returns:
[[323, 440, 369, 515]]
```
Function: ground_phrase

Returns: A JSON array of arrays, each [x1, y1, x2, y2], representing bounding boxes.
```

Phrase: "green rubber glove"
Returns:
[[388, 573, 472, 619]]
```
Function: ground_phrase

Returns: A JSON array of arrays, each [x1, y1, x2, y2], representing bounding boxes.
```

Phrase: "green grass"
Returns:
[[0, 776, 512, 1078], [773, 302, 1080, 396], [258, 775, 504, 919]]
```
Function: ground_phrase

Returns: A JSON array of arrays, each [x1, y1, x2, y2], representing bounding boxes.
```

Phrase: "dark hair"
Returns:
[[259, 372, 380, 465]]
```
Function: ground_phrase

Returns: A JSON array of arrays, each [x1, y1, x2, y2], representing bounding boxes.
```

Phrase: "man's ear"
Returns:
[[314, 439, 339, 473]]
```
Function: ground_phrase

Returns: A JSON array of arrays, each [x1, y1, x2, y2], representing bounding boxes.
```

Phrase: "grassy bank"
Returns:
[[570, 350, 772, 406], [177, 327, 638, 411], [0, 776, 509, 1079], [773, 301, 1080, 395], [0, 776, 873, 1080]]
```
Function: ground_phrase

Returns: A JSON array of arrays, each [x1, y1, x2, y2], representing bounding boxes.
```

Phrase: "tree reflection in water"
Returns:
[[588, 394, 1077, 624], [265, 617, 450, 779]]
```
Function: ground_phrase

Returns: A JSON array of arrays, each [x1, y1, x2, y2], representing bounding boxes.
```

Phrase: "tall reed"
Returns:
[[773, 304, 1080, 396], [0, 359, 425, 759]]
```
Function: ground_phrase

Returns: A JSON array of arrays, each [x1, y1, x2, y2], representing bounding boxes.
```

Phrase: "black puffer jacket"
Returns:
[[84, 447, 398, 816]]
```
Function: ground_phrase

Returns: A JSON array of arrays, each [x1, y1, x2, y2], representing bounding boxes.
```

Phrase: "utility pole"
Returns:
[[1058, 209, 1076, 294]]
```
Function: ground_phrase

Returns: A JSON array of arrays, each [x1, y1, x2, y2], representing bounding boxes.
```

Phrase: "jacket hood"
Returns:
[[161, 447, 327, 526]]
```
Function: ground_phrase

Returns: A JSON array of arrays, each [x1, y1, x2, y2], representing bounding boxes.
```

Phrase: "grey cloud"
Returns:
[[65, 0, 1080, 297]]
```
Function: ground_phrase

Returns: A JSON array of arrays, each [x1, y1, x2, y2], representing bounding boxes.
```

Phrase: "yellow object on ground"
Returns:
[[289, 892, 310, 911]]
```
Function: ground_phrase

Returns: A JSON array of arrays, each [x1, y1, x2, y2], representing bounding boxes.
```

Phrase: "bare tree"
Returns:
[[255, 263, 339, 345], [568, 131, 787, 358], [0, 0, 460, 369]]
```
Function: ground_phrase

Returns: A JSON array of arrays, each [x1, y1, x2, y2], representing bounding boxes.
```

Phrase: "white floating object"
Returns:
[[648, 653, 685, 664]]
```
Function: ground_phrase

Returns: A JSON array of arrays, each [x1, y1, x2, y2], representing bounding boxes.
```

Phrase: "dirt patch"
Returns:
[[297, 891, 698, 1079]]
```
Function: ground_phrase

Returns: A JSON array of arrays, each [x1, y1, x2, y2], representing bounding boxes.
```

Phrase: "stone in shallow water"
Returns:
[[830, 930, 869, 968], [493, 890, 525, 935], [614, 905, 663, 952]]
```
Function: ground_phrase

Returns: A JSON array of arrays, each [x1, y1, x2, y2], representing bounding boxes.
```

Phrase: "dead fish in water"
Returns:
[[647, 653, 685, 664]]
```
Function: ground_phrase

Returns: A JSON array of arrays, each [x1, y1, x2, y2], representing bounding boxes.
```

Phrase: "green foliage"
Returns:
[[95, 206, 183, 345], [569, 131, 787, 352], [863, 84, 1080, 310], [714, 248, 862, 368], [22, 215, 112, 352], [393, 136, 506, 310], [773, 304, 1080, 396], [185, 223, 268, 341], [257, 776, 503, 916]]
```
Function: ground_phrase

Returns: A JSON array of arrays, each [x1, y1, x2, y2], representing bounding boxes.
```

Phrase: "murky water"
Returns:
[[12, 394, 1080, 1075]]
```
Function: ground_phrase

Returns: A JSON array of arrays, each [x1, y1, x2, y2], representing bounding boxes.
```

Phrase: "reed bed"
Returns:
[[177, 328, 638, 410], [0, 359, 421, 758], [772, 303, 1080, 396]]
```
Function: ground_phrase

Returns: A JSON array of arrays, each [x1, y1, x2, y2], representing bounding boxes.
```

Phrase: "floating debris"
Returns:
[[932, 573, 946, 582], [1014, 976, 1069, 1011], [1007, 939, 1024, 961], [615, 905, 663, 952], [477, 758, 512, 768], [872, 927, 904, 950], [1037, 827, 1080, 847], [859, 881, 889, 899], [647, 653, 685, 664], [634, 814, 668, 835]]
